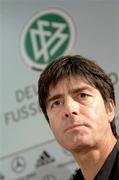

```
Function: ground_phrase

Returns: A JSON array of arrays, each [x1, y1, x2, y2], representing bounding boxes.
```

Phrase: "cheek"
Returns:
[[84, 101, 108, 125], [49, 115, 61, 136], [92, 106, 109, 131], [48, 113, 64, 143], [49, 120, 64, 145]]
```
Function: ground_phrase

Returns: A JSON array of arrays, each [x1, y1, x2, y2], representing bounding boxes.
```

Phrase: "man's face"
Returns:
[[46, 76, 115, 152]]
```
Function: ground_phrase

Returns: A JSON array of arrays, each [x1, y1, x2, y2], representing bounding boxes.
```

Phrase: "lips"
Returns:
[[64, 124, 85, 133]]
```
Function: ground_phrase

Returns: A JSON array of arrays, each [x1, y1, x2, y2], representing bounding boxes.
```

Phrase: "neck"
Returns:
[[71, 135, 117, 180]]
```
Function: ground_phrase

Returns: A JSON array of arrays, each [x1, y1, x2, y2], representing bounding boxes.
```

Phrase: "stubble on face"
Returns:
[[47, 76, 115, 152]]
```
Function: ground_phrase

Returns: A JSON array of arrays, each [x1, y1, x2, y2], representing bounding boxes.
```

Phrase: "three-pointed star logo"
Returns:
[[11, 156, 26, 173]]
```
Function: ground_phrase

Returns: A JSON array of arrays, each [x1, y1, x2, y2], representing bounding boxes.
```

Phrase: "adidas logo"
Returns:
[[36, 151, 55, 168]]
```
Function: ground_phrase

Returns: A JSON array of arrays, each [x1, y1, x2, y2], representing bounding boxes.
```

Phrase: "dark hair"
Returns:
[[38, 55, 118, 137]]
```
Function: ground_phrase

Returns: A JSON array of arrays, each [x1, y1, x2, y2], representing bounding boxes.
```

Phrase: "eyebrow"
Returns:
[[70, 86, 93, 94], [47, 85, 93, 105]]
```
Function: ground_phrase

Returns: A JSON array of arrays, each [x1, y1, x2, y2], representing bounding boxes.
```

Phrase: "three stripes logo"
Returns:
[[36, 151, 55, 168], [20, 8, 76, 70]]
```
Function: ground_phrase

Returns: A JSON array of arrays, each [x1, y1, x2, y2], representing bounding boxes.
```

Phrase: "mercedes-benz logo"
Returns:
[[11, 156, 26, 173]]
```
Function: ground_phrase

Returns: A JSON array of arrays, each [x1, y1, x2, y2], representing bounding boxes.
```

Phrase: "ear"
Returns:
[[106, 99, 115, 123]]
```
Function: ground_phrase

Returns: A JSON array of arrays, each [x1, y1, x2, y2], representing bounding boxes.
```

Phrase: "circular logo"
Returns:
[[11, 156, 26, 173], [20, 8, 76, 70]]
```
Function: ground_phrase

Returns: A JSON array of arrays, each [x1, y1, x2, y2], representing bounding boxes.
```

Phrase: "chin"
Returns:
[[65, 138, 93, 152]]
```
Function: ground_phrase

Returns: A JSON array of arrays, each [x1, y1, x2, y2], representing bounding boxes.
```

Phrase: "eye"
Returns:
[[77, 92, 93, 105], [80, 93, 89, 99], [51, 100, 62, 109]]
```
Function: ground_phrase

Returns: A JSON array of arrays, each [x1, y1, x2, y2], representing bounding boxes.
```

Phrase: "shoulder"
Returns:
[[69, 169, 84, 180], [112, 139, 119, 170], [109, 139, 119, 179], [116, 138, 119, 163]]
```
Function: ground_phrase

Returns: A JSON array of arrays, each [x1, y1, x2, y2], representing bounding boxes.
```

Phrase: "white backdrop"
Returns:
[[0, 0, 119, 179]]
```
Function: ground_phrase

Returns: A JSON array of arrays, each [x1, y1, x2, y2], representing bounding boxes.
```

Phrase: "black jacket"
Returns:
[[71, 140, 119, 180]]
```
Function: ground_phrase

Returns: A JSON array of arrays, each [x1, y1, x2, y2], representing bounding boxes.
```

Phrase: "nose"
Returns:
[[64, 97, 80, 118]]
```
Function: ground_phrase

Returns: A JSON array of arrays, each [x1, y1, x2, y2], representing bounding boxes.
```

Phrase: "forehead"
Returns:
[[48, 75, 94, 94]]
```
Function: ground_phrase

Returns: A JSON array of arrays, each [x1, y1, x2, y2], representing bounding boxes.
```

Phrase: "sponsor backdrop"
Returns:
[[1, 0, 119, 179]]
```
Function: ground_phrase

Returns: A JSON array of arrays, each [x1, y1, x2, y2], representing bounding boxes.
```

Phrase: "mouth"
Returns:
[[64, 124, 85, 133]]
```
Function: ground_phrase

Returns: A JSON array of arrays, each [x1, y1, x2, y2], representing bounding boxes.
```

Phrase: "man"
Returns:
[[38, 55, 119, 180]]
